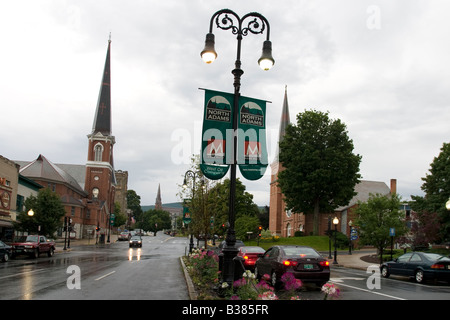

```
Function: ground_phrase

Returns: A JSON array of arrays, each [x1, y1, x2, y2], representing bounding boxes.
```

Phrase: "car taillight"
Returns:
[[431, 263, 445, 269], [243, 255, 249, 260], [319, 261, 330, 267], [282, 260, 298, 267]]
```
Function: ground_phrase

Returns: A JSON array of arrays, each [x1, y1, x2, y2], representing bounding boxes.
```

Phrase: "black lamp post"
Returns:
[[333, 217, 339, 265], [183, 170, 203, 253], [200, 9, 274, 285], [348, 220, 353, 255]]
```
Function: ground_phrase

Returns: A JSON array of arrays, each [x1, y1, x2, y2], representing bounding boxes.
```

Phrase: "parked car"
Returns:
[[118, 232, 130, 241], [255, 245, 330, 288], [381, 252, 450, 284], [10, 235, 55, 259], [236, 246, 265, 271], [217, 240, 245, 254], [0, 240, 12, 262], [129, 236, 142, 248]]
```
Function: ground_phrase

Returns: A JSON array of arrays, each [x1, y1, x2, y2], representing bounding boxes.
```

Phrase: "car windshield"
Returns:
[[16, 236, 38, 242], [283, 247, 320, 258], [130, 236, 141, 240]]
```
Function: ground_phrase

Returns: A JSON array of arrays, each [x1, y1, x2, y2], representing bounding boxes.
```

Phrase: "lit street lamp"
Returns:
[[333, 217, 339, 265], [348, 219, 353, 255], [446, 198, 450, 211], [200, 9, 274, 285]]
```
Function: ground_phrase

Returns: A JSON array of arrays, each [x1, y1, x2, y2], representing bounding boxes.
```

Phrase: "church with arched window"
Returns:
[[16, 39, 128, 240]]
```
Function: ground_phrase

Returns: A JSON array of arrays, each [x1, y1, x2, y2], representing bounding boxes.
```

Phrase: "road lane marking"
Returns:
[[95, 271, 115, 281], [330, 280, 406, 300]]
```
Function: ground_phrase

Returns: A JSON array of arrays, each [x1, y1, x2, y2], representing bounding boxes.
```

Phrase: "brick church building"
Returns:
[[17, 39, 128, 240], [269, 87, 394, 238]]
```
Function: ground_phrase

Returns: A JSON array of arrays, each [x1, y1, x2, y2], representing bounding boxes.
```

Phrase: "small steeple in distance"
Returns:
[[155, 184, 162, 210], [92, 37, 112, 136]]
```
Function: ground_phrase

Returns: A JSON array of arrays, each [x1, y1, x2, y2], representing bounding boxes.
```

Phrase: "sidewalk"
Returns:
[[54, 234, 118, 251], [328, 250, 379, 270]]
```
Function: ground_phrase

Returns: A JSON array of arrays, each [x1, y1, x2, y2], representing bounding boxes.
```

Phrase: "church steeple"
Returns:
[[85, 38, 116, 204], [273, 85, 291, 165], [92, 38, 112, 135], [155, 184, 162, 210]]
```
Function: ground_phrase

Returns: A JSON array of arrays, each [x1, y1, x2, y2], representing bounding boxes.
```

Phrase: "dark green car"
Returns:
[[381, 252, 450, 284]]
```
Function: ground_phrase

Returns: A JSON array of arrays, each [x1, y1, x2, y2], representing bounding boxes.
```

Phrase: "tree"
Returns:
[[235, 215, 260, 240], [113, 202, 127, 228], [127, 190, 143, 225], [354, 193, 407, 264], [138, 209, 171, 234], [278, 109, 362, 235], [15, 188, 65, 237], [408, 210, 441, 248], [411, 142, 450, 240]]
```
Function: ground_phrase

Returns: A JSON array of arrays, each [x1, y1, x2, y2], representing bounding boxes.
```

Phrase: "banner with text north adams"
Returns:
[[200, 89, 233, 180], [237, 95, 268, 180]]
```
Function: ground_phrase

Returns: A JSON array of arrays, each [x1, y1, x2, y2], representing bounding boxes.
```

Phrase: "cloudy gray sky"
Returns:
[[1, 0, 449, 206]]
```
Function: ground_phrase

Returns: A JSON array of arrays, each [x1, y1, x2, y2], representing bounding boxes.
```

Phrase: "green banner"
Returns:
[[200, 89, 233, 180], [237, 95, 268, 180], [200, 89, 268, 181]]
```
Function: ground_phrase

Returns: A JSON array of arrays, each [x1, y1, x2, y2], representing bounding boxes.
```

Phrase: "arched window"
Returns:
[[94, 143, 103, 161]]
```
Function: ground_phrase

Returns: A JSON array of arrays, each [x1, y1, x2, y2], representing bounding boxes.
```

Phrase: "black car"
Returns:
[[217, 240, 245, 253], [255, 245, 330, 288], [0, 240, 12, 262], [129, 236, 142, 248], [381, 252, 450, 284]]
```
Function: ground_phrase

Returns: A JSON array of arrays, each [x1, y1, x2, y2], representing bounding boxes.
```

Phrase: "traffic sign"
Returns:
[[389, 228, 395, 237]]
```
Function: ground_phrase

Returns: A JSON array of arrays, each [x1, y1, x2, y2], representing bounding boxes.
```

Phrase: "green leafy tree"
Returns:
[[127, 189, 143, 224], [278, 110, 362, 235], [411, 142, 450, 240], [113, 202, 127, 228], [354, 193, 407, 264], [235, 215, 260, 240], [15, 188, 65, 237], [138, 209, 171, 234]]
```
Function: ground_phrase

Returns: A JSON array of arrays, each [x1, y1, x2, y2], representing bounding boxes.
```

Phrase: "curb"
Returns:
[[180, 256, 198, 300]]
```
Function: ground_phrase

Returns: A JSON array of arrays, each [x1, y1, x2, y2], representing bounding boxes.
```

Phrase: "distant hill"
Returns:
[[141, 203, 268, 212], [141, 202, 183, 211]]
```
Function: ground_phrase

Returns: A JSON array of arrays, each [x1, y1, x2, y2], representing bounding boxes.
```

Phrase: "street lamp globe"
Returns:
[[28, 209, 34, 216], [333, 217, 339, 225], [201, 33, 218, 64], [258, 40, 275, 70], [446, 198, 450, 211]]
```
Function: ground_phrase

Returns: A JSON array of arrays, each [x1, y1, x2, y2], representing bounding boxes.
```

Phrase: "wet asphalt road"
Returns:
[[0, 233, 189, 300], [2, 233, 450, 301]]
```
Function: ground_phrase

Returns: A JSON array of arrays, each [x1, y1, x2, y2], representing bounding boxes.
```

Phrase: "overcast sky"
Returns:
[[1, 0, 449, 206]]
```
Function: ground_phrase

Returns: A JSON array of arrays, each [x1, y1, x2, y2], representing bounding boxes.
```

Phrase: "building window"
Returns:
[[94, 143, 104, 162], [71, 206, 75, 216]]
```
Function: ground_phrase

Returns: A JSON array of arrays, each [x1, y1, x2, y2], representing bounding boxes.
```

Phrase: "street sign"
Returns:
[[389, 228, 395, 237], [183, 206, 192, 224]]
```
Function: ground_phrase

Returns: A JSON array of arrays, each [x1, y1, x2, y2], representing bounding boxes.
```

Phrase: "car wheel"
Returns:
[[47, 248, 54, 257], [415, 270, 425, 283], [381, 266, 390, 278], [2, 253, 8, 262], [32, 249, 39, 259]]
